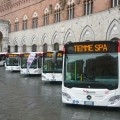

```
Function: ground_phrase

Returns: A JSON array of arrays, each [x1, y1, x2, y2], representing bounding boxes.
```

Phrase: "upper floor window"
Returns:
[[44, 8, 49, 26], [67, 3, 75, 19], [23, 19, 27, 30], [14, 18, 19, 31], [54, 3, 61, 23], [112, 0, 120, 7], [14, 22, 19, 31], [84, 0, 93, 15], [32, 17, 38, 28], [22, 15, 28, 30], [32, 12, 38, 28], [44, 13, 49, 25], [54, 9, 61, 23]]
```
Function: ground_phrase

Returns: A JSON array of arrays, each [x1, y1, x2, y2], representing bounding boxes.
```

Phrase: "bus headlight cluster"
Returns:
[[42, 75, 46, 79], [17, 67, 20, 69], [108, 95, 120, 104], [62, 92, 71, 101]]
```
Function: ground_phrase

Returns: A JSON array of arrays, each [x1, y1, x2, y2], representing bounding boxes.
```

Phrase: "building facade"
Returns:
[[0, 0, 120, 52], [0, 19, 9, 52]]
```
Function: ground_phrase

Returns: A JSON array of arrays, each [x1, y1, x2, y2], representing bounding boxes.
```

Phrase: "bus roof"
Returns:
[[6, 52, 23, 54], [0, 52, 7, 54]]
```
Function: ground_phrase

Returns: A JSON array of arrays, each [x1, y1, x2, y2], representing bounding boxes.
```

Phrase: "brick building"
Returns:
[[0, 0, 120, 52]]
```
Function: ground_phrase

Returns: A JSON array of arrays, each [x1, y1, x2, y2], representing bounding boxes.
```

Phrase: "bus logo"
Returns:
[[87, 95, 92, 100], [83, 90, 96, 94]]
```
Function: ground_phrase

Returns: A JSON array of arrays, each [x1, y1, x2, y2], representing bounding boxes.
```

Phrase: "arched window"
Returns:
[[44, 8, 49, 25], [43, 43, 47, 52], [53, 43, 59, 51], [7, 45, 11, 53], [23, 44, 26, 52], [32, 17, 38, 28], [67, 1, 75, 19], [54, 3, 61, 23], [32, 44, 37, 52], [84, 0, 93, 15], [9, 20, 11, 33], [14, 18, 19, 31], [23, 19, 27, 30], [111, 0, 120, 7], [0, 31, 3, 45], [14, 45, 18, 52], [111, 37, 119, 41], [32, 12, 38, 28], [23, 15, 28, 30]]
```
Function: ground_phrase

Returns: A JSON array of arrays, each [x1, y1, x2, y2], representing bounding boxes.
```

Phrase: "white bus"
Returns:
[[42, 51, 63, 81], [0, 52, 7, 66], [53, 41, 120, 107], [5, 53, 22, 71], [20, 52, 42, 75]]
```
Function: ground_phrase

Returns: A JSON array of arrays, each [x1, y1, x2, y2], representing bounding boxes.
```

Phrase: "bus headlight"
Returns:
[[62, 92, 71, 101], [42, 75, 46, 79], [17, 67, 20, 69], [108, 95, 120, 104]]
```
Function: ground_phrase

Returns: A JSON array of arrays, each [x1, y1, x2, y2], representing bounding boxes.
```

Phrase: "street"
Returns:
[[0, 67, 119, 120]]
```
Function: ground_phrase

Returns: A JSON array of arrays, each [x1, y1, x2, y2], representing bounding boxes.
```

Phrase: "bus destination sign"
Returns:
[[66, 41, 117, 53], [74, 44, 108, 52], [24, 54, 29, 57], [45, 52, 62, 57], [8, 54, 18, 57]]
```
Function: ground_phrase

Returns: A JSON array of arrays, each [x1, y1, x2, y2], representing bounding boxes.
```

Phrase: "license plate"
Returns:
[[84, 101, 94, 105], [51, 79, 56, 81]]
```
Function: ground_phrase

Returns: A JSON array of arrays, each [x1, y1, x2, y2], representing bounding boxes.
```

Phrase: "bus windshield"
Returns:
[[6, 57, 19, 66], [0, 54, 6, 61], [65, 53, 118, 90], [21, 58, 27, 68], [43, 57, 62, 73], [21, 57, 40, 68]]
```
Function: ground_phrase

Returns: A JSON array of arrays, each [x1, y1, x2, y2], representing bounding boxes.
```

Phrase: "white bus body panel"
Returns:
[[0, 52, 7, 66], [0, 60, 5, 66], [20, 68, 42, 75], [5, 66, 21, 71], [42, 73, 62, 81], [62, 86, 120, 107]]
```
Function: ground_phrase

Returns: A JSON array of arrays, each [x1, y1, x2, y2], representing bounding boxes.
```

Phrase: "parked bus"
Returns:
[[0, 52, 7, 66], [20, 52, 42, 75], [5, 53, 22, 71], [42, 51, 63, 81], [52, 41, 120, 107]]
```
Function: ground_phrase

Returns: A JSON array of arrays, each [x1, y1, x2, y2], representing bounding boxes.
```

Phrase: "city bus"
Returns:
[[52, 41, 120, 107], [20, 52, 42, 75], [5, 53, 22, 71], [0, 52, 7, 66], [42, 51, 63, 81]]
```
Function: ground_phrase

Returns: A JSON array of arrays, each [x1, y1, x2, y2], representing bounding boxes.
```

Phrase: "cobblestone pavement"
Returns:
[[0, 67, 120, 120]]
